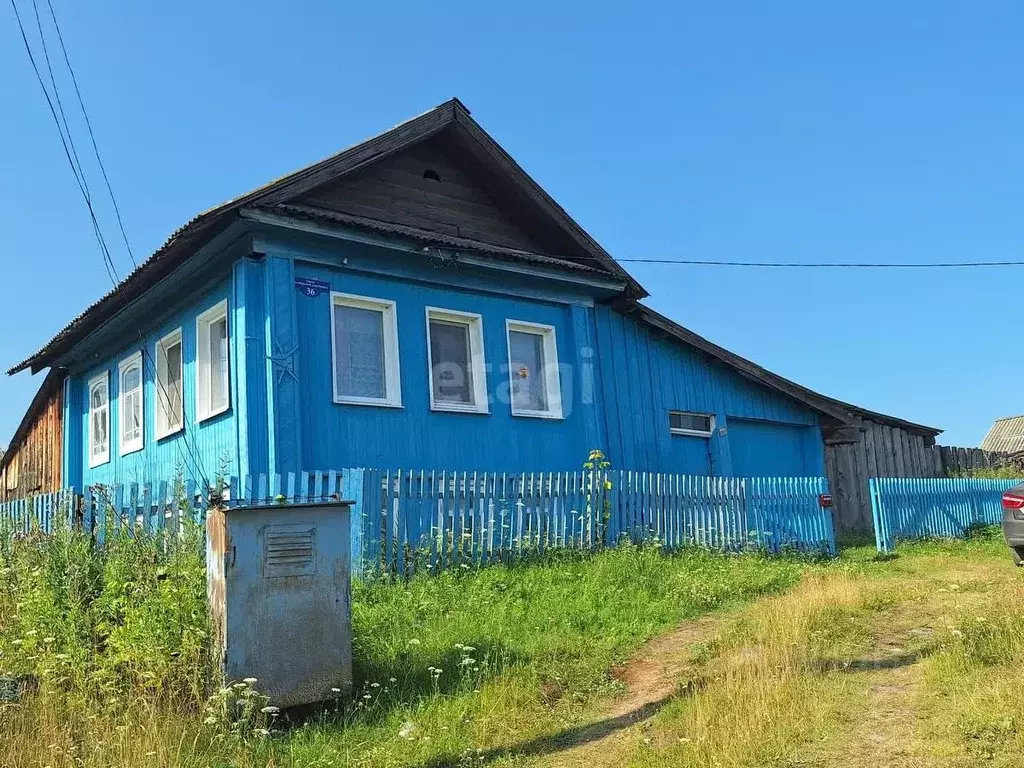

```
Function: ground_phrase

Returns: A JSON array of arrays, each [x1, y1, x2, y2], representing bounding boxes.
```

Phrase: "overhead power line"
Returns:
[[611, 258, 1024, 268], [9, 0, 210, 491]]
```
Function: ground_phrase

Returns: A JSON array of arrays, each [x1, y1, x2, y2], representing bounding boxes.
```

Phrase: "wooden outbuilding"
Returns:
[[0, 369, 64, 502]]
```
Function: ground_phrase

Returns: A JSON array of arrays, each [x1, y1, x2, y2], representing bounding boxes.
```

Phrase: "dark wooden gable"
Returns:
[[297, 133, 553, 253]]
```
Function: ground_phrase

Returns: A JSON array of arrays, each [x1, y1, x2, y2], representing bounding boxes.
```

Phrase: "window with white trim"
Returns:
[[330, 292, 402, 407], [668, 411, 715, 437], [156, 329, 184, 438], [197, 300, 229, 421], [506, 320, 562, 419], [426, 307, 488, 413], [118, 352, 144, 454], [88, 372, 110, 466]]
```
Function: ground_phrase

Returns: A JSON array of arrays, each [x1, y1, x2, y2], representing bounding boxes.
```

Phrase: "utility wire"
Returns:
[[9, 0, 211, 492], [44, 0, 137, 268], [610, 258, 1024, 268]]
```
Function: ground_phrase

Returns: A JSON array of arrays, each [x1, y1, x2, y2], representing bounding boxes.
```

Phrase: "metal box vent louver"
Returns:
[[263, 524, 317, 577]]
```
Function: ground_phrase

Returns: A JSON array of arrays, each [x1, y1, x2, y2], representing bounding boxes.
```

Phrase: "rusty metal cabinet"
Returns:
[[207, 501, 353, 708]]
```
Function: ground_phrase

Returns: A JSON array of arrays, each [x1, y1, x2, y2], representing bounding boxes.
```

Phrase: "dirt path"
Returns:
[[536, 558, 1008, 768], [533, 609, 739, 768], [791, 562, 1002, 768]]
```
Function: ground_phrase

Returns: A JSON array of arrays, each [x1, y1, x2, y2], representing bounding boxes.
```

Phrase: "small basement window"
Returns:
[[669, 411, 714, 437]]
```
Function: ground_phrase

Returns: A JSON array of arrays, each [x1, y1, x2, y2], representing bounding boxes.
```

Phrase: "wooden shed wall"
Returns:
[[0, 385, 63, 503], [825, 419, 939, 533]]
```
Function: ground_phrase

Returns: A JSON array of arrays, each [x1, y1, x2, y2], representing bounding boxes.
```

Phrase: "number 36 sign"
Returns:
[[295, 278, 330, 298]]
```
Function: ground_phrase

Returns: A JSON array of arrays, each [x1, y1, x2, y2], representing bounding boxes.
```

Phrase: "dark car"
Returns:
[[1002, 483, 1024, 565]]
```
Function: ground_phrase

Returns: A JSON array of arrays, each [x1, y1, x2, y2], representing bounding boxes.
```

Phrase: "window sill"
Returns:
[[120, 443, 144, 457], [198, 404, 230, 424], [88, 456, 110, 469], [511, 409, 564, 420], [156, 425, 184, 442], [430, 403, 490, 415], [333, 397, 404, 409], [670, 429, 714, 438]]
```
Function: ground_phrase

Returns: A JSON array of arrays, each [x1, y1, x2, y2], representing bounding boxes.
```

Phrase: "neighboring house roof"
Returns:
[[8, 98, 642, 376], [981, 416, 1024, 453], [634, 304, 942, 436], [0, 368, 62, 474]]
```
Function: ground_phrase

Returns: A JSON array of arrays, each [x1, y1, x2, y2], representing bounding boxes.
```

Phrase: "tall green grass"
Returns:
[[0, 511, 811, 767]]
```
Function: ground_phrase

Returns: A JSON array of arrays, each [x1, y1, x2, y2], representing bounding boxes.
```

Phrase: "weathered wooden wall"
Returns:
[[934, 445, 1005, 475], [0, 381, 63, 503], [825, 419, 939, 533]]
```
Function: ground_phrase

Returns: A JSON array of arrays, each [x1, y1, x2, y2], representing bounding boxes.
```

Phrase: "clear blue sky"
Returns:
[[1, 0, 1021, 448]]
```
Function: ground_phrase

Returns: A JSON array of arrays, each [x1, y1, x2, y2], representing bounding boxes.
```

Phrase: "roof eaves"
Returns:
[[262, 203, 617, 276]]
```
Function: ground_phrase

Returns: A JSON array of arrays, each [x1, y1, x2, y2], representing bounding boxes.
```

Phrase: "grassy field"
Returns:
[[2, 521, 1024, 767]]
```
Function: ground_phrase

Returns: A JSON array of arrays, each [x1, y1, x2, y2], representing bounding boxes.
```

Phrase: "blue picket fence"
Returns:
[[870, 477, 1023, 553], [0, 469, 834, 574], [365, 470, 833, 574], [0, 488, 78, 535]]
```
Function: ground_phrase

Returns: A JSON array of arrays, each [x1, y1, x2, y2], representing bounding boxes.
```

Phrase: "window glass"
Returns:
[[157, 333, 183, 436], [669, 411, 713, 435], [509, 330, 547, 412], [120, 357, 143, 452], [210, 317, 228, 412], [429, 319, 473, 405], [334, 305, 386, 399], [89, 377, 109, 465]]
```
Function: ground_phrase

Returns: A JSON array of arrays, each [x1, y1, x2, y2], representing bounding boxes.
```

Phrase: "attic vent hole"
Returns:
[[423, 169, 441, 182]]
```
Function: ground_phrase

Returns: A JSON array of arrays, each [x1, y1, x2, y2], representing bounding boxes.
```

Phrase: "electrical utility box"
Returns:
[[207, 501, 354, 708]]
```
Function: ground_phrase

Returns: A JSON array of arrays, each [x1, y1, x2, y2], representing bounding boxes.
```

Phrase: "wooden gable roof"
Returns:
[[8, 98, 642, 375]]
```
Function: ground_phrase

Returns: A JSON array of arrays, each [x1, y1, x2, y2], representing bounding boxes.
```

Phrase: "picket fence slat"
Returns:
[[870, 476, 1022, 553], [1, 470, 836, 574]]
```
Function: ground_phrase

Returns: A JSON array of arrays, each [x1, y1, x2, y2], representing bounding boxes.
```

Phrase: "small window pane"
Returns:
[[669, 411, 712, 434], [123, 365, 141, 392], [430, 320, 472, 405], [509, 330, 547, 412], [334, 305, 386, 399]]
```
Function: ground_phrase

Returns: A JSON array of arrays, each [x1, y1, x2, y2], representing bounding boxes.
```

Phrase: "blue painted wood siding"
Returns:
[[67, 278, 238, 490], [281, 257, 602, 471], [60, 226, 827, 487], [593, 305, 825, 475]]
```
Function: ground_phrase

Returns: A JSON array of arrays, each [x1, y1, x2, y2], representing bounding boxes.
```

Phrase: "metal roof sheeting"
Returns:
[[982, 416, 1024, 453]]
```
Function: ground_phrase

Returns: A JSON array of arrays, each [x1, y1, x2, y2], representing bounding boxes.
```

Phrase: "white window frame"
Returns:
[[88, 372, 110, 467], [155, 328, 184, 439], [118, 352, 144, 455], [668, 410, 716, 438], [505, 319, 563, 420], [329, 291, 402, 408], [196, 300, 230, 422], [425, 307, 489, 414]]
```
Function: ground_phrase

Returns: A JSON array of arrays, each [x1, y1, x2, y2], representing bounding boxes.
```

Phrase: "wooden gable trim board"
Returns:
[[8, 98, 637, 376]]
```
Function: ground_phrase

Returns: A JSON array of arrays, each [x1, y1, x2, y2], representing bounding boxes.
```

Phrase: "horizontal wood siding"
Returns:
[[593, 306, 825, 476], [299, 135, 549, 254], [0, 384, 63, 502]]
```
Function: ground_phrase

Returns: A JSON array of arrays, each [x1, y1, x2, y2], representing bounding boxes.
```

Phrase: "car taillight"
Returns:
[[1002, 493, 1024, 510]]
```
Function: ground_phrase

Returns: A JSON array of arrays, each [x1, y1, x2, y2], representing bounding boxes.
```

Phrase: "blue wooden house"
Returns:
[[5, 99, 938, 511]]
